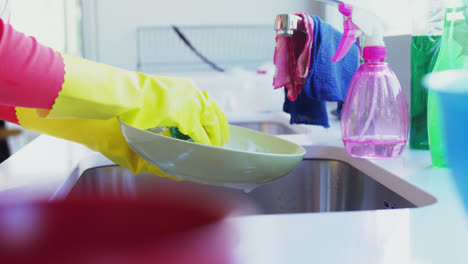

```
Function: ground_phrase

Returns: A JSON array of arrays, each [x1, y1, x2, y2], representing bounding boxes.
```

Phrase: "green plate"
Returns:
[[120, 120, 306, 185]]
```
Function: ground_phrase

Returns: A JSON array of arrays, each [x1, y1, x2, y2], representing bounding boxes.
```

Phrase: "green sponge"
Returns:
[[168, 127, 194, 142], [146, 126, 194, 142]]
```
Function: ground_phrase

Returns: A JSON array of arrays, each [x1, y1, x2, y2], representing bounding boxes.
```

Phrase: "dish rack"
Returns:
[[136, 25, 275, 73]]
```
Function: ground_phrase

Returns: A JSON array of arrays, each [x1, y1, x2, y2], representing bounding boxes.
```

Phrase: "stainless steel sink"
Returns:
[[230, 121, 298, 135], [66, 159, 418, 214]]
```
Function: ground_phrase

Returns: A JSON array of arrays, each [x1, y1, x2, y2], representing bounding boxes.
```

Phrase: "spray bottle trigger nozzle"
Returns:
[[338, 2, 353, 17], [331, 2, 360, 63], [331, 18, 359, 62]]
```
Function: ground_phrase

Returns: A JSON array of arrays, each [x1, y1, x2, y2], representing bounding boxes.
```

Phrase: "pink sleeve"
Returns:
[[0, 18, 64, 109], [0, 104, 18, 124]]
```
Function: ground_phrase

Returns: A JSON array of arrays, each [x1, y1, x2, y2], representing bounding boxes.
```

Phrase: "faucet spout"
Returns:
[[275, 14, 302, 36]]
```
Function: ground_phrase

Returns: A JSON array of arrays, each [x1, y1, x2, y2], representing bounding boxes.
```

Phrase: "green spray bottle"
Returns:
[[409, 0, 445, 150], [428, 0, 468, 167]]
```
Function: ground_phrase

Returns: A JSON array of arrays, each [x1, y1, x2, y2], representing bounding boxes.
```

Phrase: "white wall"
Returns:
[[10, 0, 82, 55], [82, 0, 322, 70], [10, 0, 66, 51]]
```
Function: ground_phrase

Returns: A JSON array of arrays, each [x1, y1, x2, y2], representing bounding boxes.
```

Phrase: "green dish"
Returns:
[[120, 121, 306, 185]]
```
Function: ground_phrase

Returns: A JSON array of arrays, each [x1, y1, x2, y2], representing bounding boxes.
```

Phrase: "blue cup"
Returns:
[[424, 70, 468, 212]]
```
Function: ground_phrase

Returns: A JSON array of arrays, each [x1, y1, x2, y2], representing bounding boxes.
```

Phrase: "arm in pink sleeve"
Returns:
[[0, 18, 64, 109], [0, 105, 18, 124]]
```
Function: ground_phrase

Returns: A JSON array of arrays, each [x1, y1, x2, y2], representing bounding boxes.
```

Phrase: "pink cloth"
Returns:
[[273, 35, 294, 91], [0, 18, 64, 109], [273, 12, 314, 101]]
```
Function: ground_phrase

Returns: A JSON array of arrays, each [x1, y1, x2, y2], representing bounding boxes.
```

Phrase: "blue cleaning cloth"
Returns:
[[283, 90, 328, 126], [284, 15, 360, 128]]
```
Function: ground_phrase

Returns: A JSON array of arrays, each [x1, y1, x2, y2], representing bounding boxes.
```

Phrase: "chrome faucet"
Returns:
[[275, 14, 302, 36], [275, 0, 342, 36]]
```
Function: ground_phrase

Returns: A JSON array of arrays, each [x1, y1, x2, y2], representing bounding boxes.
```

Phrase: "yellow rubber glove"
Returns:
[[16, 107, 180, 180], [44, 54, 229, 146], [15, 53, 229, 179]]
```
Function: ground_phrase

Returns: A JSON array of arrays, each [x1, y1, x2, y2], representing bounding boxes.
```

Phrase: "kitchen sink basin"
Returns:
[[230, 121, 298, 135], [65, 159, 418, 214]]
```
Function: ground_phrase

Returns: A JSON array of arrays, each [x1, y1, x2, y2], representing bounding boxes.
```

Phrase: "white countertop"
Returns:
[[0, 113, 466, 264]]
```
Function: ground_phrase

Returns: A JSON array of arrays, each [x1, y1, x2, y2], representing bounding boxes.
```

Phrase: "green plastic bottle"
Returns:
[[410, 35, 442, 149], [428, 92, 447, 167], [429, 1, 468, 167], [409, 0, 445, 150]]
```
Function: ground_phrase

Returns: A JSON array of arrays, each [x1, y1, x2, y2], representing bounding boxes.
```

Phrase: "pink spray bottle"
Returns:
[[332, 3, 409, 158]]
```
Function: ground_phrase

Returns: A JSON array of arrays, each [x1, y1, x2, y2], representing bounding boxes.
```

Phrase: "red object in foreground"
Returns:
[[0, 187, 238, 264]]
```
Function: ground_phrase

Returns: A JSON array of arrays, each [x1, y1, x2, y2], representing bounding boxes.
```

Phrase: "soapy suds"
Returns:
[[223, 183, 261, 193], [223, 139, 264, 153], [146, 127, 166, 134]]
